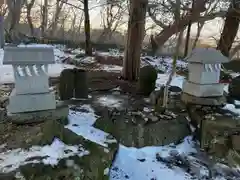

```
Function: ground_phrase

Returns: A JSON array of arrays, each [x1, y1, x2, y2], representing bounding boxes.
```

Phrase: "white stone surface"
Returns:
[[182, 80, 224, 97], [13, 65, 50, 94], [188, 63, 220, 84], [3, 47, 57, 114], [7, 88, 56, 113], [7, 102, 68, 124], [3, 47, 55, 65]]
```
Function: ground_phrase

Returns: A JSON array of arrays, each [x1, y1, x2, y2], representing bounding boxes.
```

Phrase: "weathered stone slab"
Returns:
[[201, 117, 240, 159], [182, 81, 225, 97], [94, 112, 190, 147], [0, 119, 118, 179], [3, 47, 57, 115], [7, 89, 56, 113], [181, 92, 226, 106], [6, 101, 67, 124]]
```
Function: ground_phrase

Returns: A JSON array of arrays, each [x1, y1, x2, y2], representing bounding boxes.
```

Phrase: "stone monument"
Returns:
[[3, 47, 68, 123], [181, 48, 229, 106], [181, 48, 230, 150], [3, 47, 56, 113]]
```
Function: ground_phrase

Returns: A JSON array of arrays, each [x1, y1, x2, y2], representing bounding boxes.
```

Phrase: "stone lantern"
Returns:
[[181, 48, 229, 105]]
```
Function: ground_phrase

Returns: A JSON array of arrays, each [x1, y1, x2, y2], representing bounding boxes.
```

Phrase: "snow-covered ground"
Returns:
[[0, 44, 240, 179], [0, 138, 89, 173]]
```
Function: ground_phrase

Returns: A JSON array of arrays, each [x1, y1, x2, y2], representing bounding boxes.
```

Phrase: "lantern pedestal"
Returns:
[[181, 92, 226, 106], [182, 81, 225, 97]]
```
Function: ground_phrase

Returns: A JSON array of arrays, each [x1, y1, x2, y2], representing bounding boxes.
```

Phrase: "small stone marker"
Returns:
[[3, 47, 56, 113], [58, 68, 88, 100], [182, 48, 229, 98], [74, 69, 88, 99]]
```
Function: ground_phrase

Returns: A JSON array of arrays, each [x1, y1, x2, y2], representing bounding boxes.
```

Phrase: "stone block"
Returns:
[[7, 88, 56, 113], [181, 92, 226, 106], [188, 63, 220, 84], [200, 117, 240, 158], [232, 135, 240, 151], [6, 101, 68, 124], [14, 66, 50, 95], [182, 80, 224, 97]]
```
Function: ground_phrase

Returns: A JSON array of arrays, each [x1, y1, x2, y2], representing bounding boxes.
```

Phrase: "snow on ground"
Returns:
[[156, 73, 185, 89], [222, 104, 240, 116], [0, 138, 89, 173], [110, 137, 202, 180], [1, 45, 240, 178], [66, 103, 208, 180], [66, 104, 117, 147], [142, 56, 188, 73], [98, 64, 123, 73], [96, 95, 124, 109]]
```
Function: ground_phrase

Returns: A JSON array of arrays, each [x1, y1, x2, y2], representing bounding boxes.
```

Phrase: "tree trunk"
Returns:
[[50, 0, 64, 36], [217, 3, 240, 57], [83, 0, 92, 56], [26, 0, 35, 36], [192, 22, 204, 51], [153, 1, 224, 48], [121, 0, 148, 81], [41, 0, 48, 38], [75, 13, 84, 41], [6, 0, 25, 42], [0, 16, 4, 48]]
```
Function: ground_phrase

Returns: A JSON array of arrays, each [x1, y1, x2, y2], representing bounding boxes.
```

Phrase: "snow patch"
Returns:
[[97, 95, 123, 108], [156, 74, 185, 89], [99, 64, 123, 73], [222, 104, 240, 116], [110, 137, 198, 180], [66, 104, 117, 147], [0, 138, 89, 173]]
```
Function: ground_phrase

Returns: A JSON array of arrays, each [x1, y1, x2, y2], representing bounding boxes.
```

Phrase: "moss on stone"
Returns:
[[138, 65, 158, 95], [94, 113, 190, 147], [15, 119, 118, 180]]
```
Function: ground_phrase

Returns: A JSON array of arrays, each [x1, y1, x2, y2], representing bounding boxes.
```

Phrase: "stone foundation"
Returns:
[[6, 101, 68, 124]]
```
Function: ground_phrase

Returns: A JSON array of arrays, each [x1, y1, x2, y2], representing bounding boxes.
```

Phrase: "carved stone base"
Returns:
[[7, 88, 56, 113], [181, 92, 226, 106], [6, 101, 68, 124], [182, 80, 224, 97]]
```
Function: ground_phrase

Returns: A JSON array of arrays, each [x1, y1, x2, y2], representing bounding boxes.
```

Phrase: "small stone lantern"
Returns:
[[182, 48, 229, 105]]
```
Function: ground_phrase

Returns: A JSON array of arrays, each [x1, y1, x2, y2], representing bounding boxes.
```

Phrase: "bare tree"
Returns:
[[83, 0, 92, 56], [40, 0, 48, 37], [74, 12, 84, 41], [148, 0, 228, 49], [98, 0, 127, 42], [49, 0, 66, 36], [122, 0, 148, 81], [25, 0, 35, 36], [0, 0, 6, 47], [70, 8, 77, 37], [217, 1, 240, 57], [5, 0, 26, 41], [192, 1, 219, 50]]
